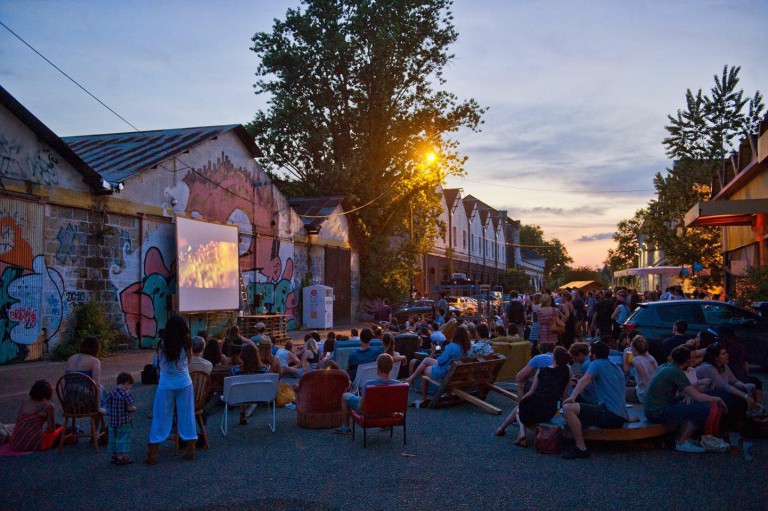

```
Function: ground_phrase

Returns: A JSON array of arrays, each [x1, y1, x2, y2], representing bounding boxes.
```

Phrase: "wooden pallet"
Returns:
[[236, 314, 290, 344]]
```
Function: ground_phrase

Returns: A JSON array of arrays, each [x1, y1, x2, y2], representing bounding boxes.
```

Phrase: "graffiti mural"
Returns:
[[0, 255, 64, 364], [110, 224, 175, 348], [182, 153, 297, 327], [55, 223, 87, 264], [0, 134, 60, 187], [0, 215, 33, 269]]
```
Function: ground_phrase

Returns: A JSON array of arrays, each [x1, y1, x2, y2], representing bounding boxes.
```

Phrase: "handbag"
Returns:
[[276, 382, 296, 408], [534, 425, 562, 454], [550, 309, 565, 336]]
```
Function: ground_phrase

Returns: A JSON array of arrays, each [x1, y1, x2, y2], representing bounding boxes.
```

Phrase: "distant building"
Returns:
[[519, 247, 545, 291]]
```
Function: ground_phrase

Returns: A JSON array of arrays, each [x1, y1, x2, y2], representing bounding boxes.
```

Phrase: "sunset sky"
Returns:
[[2, 0, 766, 267]]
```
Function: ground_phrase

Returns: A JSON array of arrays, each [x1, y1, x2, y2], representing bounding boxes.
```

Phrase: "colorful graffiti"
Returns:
[[0, 134, 59, 187], [248, 239, 296, 329], [0, 255, 64, 364], [0, 215, 33, 269], [110, 224, 175, 348]]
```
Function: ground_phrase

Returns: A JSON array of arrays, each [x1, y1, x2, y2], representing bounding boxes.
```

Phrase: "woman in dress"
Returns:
[[404, 326, 472, 406], [9, 380, 63, 452], [495, 346, 571, 446], [536, 294, 563, 345], [146, 315, 197, 464]]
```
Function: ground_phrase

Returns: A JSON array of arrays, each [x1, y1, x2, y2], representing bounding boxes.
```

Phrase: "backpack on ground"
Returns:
[[141, 364, 159, 385]]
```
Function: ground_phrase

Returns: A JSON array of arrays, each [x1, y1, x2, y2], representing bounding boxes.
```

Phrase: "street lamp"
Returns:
[[409, 149, 441, 297]]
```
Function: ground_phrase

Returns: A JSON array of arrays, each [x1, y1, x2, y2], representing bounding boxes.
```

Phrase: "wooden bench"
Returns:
[[547, 404, 675, 441], [423, 354, 516, 415]]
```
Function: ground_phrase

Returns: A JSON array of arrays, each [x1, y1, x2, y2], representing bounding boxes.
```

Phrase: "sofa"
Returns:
[[333, 339, 384, 371], [491, 337, 531, 381]]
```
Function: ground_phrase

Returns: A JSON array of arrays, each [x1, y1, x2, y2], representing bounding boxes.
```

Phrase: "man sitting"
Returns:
[[662, 320, 688, 359], [275, 341, 303, 377], [346, 328, 383, 381], [188, 336, 213, 375], [561, 341, 628, 459], [249, 322, 270, 344], [335, 353, 400, 434], [643, 345, 726, 453]]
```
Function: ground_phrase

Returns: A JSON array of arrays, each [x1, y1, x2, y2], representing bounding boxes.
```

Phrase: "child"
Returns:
[[106, 372, 137, 465]]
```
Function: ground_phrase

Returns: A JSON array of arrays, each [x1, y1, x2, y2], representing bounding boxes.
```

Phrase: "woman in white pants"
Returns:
[[145, 315, 197, 464]]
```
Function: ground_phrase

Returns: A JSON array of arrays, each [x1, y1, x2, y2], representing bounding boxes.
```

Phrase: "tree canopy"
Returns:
[[248, 0, 485, 300]]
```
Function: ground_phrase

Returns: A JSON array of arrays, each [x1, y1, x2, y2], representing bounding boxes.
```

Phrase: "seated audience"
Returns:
[[65, 335, 104, 411], [568, 342, 597, 404], [561, 341, 628, 459], [495, 346, 571, 446], [644, 345, 726, 453], [405, 327, 471, 406], [662, 320, 688, 358], [335, 354, 400, 434], [695, 342, 754, 429], [302, 337, 321, 372], [249, 322, 270, 344], [624, 336, 658, 404], [257, 338, 282, 375], [189, 336, 213, 374], [9, 380, 63, 451], [382, 333, 407, 364], [322, 332, 337, 359], [231, 343, 269, 426], [515, 342, 556, 403], [346, 328, 383, 381], [202, 338, 229, 368], [276, 341, 303, 377], [718, 325, 763, 405]]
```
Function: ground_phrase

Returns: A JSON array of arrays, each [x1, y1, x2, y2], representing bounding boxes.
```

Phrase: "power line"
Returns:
[[456, 177, 655, 194]]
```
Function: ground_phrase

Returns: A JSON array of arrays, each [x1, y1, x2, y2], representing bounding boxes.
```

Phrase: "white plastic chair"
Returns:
[[389, 360, 402, 380], [351, 361, 378, 395], [220, 373, 280, 436]]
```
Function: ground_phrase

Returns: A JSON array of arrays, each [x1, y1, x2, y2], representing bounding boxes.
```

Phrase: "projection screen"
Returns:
[[176, 216, 240, 313]]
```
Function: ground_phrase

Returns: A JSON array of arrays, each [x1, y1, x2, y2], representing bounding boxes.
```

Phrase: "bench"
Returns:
[[423, 354, 516, 415], [546, 404, 675, 441]]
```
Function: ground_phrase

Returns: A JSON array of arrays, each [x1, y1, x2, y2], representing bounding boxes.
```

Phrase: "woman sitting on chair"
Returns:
[[65, 335, 105, 412], [9, 380, 63, 452], [404, 326, 472, 406], [382, 333, 407, 364], [495, 346, 570, 446], [302, 337, 321, 372]]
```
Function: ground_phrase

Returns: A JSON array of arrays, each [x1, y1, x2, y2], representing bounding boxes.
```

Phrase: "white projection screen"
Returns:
[[176, 216, 240, 313]]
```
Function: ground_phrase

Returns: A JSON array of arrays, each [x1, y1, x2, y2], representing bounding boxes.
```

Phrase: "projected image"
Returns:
[[178, 241, 238, 289], [176, 216, 240, 312]]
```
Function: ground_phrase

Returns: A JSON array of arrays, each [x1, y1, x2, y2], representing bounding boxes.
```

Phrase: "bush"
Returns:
[[53, 301, 120, 360], [734, 265, 768, 307]]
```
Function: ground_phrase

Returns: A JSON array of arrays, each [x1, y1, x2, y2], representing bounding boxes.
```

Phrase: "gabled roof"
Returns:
[[462, 199, 477, 220], [0, 85, 104, 191], [491, 215, 500, 231], [478, 207, 490, 226], [63, 124, 262, 183], [443, 188, 462, 210], [288, 196, 346, 232]]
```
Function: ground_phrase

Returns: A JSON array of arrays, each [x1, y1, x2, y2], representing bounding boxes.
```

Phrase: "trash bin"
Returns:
[[751, 302, 768, 318]]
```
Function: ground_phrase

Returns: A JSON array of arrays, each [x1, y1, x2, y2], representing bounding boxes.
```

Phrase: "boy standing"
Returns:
[[106, 372, 137, 465]]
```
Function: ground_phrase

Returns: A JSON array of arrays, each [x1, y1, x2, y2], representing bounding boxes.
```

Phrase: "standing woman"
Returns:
[[146, 315, 197, 464], [536, 294, 562, 345], [528, 293, 542, 345], [559, 292, 576, 349]]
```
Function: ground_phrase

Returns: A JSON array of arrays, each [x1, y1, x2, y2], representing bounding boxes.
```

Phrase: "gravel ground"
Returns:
[[1, 375, 767, 511]]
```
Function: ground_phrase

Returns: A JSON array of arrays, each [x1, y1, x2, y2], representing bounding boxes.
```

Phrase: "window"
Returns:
[[701, 303, 754, 326], [657, 303, 699, 325], [453, 226, 457, 246], [463, 231, 466, 249]]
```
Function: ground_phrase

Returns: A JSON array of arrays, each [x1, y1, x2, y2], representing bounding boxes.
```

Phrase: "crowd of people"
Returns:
[[3, 284, 762, 464]]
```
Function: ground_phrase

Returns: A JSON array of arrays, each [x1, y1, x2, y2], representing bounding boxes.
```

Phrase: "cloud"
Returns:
[[575, 232, 615, 242], [504, 205, 608, 217]]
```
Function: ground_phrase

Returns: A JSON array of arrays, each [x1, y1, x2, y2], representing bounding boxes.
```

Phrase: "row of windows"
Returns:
[[443, 226, 502, 257]]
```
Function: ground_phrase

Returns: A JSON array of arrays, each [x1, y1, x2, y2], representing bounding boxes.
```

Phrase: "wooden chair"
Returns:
[[55, 373, 106, 454], [423, 354, 515, 415], [350, 383, 409, 448], [173, 371, 212, 454]]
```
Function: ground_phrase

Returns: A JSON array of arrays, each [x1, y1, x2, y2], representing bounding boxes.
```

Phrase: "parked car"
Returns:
[[623, 300, 768, 367], [447, 296, 476, 315], [392, 300, 459, 323], [471, 294, 502, 314]]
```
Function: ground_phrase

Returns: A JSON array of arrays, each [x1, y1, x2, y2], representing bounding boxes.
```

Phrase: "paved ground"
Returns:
[[1, 351, 767, 511]]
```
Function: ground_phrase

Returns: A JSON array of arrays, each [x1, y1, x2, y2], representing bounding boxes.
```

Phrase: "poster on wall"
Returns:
[[175, 216, 240, 313]]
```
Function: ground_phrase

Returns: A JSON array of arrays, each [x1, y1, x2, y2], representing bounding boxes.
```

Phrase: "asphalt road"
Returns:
[[1, 374, 766, 511]]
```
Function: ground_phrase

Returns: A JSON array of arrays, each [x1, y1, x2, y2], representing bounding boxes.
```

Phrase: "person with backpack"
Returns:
[[504, 291, 527, 338]]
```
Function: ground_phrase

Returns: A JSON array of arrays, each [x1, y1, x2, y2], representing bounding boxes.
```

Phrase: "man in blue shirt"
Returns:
[[335, 354, 400, 434], [561, 341, 628, 459], [346, 328, 383, 381]]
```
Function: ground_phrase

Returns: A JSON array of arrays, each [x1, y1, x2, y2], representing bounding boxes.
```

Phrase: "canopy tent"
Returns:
[[558, 280, 604, 293]]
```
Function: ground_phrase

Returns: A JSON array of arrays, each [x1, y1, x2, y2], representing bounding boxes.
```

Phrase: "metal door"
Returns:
[[324, 247, 351, 324]]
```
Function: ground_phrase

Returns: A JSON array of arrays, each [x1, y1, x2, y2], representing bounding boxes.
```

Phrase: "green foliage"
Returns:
[[500, 268, 531, 292], [248, 0, 486, 299], [606, 208, 646, 271], [734, 265, 768, 306], [53, 301, 119, 360], [519, 224, 573, 285], [610, 66, 763, 287]]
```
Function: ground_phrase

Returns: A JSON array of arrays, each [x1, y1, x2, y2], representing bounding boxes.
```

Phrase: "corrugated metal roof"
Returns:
[[288, 196, 346, 231], [63, 124, 260, 182]]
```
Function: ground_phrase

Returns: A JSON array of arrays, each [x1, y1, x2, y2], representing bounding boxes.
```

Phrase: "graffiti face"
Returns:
[[0, 216, 33, 269]]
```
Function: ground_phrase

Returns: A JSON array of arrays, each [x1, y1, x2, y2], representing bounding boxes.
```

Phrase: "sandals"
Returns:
[[514, 438, 528, 448]]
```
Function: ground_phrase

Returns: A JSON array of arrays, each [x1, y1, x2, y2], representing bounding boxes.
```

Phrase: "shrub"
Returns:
[[53, 301, 120, 360], [734, 265, 768, 307]]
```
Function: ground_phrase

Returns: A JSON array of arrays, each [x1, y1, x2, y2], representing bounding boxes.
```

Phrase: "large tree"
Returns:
[[519, 224, 573, 286], [606, 208, 647, 271], [248, 0, 485, 299], [611, 66, 763, 286]]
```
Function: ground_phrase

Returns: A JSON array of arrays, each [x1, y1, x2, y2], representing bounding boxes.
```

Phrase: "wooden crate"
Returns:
[[237, 314, 289, 344]]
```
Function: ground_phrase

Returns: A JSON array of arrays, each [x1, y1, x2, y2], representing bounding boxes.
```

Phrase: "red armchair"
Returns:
[[295, 369, 350, 429], [350, 384, 409, 448]]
